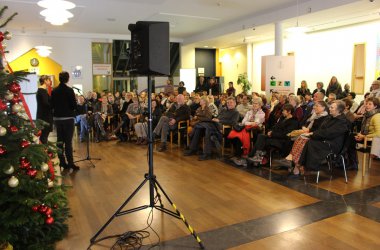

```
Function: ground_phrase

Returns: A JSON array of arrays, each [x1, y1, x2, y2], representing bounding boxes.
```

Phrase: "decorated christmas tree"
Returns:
[[0, 6, 69, 250]]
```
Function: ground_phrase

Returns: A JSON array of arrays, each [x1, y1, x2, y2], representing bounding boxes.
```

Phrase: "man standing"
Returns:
[[51, 71, 79, 171], [154, 94, 190, 152], [36, 75, 53, 144]]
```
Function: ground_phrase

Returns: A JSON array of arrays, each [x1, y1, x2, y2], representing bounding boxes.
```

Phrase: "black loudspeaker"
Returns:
[[128, 21, 169, 76]]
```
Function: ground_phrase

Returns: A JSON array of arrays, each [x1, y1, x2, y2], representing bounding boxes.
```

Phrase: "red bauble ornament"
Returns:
[[35, 130, 42, 137], [48, 160, 55, 180], [27, 168, 37, 178], [9, 125, 18, 133], [0, 32, 4, 42], [39, 205, 48, 213], [32, 205, 40, 212], [48, 152, 54, 158], [0, 100, 6, 111], [45, 216, 54, 225], [20, 139, 31, 149], [45, 207, 53, 216], [8, 82, 21, 93], [20, 157, 31, 169], [11, 95, 21, 104], [0, 145, 6, 156]]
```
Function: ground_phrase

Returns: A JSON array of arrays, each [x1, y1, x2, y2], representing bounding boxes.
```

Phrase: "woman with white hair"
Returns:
[[207, 95, 219, 118], [228, 97, 265, 166]]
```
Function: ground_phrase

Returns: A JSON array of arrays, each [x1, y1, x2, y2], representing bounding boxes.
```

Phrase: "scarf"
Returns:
[[248, 109, 259, 121], [361, 109, 379, 135], [306, 111, 328, 129]]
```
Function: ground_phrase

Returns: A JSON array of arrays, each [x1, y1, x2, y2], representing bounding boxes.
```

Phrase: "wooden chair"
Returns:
[[361, 136, 372, 177], [170, 120, 189, 148]]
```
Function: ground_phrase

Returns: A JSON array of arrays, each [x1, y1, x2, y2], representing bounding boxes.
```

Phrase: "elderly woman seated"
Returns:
[[248, 103, 299, 164], [285, 100, 329, 175], [227, 97, 266, 166], [296, 100, 350, 175], [354, 97, 380, 157]]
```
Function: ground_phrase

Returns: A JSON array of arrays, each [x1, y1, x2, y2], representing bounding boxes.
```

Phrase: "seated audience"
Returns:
[[208, 95, 219, 118], [154, 94, 191, 152], [267, 94, 288, 130], [342, 98, 355, 124], [288, 95, 303, 122], [134, 99, 162, 145], [370, 80, 380, 98], [286, 101, 329, 175], [249, 104, 299, 163], [228, 98, 266, 166], [236, 95, 252, 119], [190, 94, 201, 116], [296, 100, 349, 175], [177, 81, 186, 94], [354, 97, 380, 146], [184, 97, 239, 160]]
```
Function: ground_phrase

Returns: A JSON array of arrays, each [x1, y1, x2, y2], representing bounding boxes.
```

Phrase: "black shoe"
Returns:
[[157, 143, 167, 152], [60, 162, 69, 170], [68, 164, 80, 171], [198, 154, 212, 161], [183, 149, 196, 156]]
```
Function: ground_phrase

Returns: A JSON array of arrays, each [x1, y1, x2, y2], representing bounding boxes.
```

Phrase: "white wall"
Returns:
[[6, 33, 110, 93], [219, 45, 247, 94], [250, 20, 380, 101]]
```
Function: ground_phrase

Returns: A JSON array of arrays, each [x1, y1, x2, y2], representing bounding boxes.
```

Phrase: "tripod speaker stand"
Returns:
[[74, 116, 101, 168], [89, 76, 204, 249]]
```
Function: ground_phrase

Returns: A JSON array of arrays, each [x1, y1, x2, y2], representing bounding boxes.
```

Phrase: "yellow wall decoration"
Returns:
[[9, 48, 62, 87]]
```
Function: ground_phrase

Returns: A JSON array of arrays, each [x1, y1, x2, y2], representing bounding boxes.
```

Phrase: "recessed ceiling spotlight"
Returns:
[[203, 46, 209, 48]]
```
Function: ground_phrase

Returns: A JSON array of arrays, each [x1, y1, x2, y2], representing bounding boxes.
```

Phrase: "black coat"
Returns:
[[299, 114, 349, 170], [36, 88, 53, 129], [51, 83, 77, 118]]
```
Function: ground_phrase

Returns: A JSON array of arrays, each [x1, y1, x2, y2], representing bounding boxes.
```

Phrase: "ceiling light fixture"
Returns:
[[35, 45, 52, 57], [286, 0, 308, 33], [37, 0, 76, 26]]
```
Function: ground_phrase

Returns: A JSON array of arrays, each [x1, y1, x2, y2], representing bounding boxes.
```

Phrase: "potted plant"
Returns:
[[237, 73, 251, 94]]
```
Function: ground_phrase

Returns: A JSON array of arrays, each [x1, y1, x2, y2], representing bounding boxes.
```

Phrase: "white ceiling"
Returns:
[[2, 0, 380, 48]]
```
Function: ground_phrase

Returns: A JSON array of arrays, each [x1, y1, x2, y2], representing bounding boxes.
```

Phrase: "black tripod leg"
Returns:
[[154, 179, 205, 249], [90, 177, 149, 243], [154, 183, 163, 208]]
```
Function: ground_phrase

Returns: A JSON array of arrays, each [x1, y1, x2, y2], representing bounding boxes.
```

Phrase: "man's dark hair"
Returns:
[[283, 103, 294, 114], [348, 92, 356, 99], [59, 71, 70, 84]]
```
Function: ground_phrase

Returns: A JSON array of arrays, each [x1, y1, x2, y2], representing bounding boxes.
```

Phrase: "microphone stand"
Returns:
[[74, 87, 101, 168]]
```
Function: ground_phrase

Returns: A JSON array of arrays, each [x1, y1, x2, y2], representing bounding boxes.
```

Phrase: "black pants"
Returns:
[[55, 119, 75, 166], [40, 124, 51, 144]]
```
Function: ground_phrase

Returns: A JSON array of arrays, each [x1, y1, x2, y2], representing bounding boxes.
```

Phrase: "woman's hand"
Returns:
[[355, 133, 365, 141], [301, 126, 309, 132]]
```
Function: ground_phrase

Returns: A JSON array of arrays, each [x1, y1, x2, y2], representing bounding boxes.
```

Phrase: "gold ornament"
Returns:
[[47, 178, 54, 188], [5, 91, 14, 101], [12, 103, 22, 113], [4, 165, 14, 175], [0, 125, 6, 136], [8, 176, 19, 188], [41, 162, 49, 172]]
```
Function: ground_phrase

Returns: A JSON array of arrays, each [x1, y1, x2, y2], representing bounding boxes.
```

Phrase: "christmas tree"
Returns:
[[0, 6, 69, 250]]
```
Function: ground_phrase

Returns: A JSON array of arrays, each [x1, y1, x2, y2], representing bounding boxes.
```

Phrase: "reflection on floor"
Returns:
[[56, 140, 380, 250]]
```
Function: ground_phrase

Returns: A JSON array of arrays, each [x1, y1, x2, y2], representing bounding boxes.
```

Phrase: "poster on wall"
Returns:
[[261, 55, 295, 96]]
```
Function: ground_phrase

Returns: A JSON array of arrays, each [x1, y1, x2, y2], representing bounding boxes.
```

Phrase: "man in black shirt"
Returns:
[[51, 71, 79, 171]]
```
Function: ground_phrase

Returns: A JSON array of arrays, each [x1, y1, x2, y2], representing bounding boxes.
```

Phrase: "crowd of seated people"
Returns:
[[70, 76, 380, 177]]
